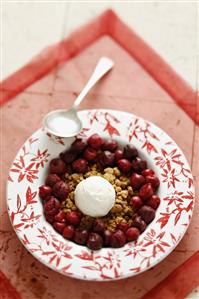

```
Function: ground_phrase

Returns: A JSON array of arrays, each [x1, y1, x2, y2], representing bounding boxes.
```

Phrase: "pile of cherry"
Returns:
[[39, 134, 160, 250]]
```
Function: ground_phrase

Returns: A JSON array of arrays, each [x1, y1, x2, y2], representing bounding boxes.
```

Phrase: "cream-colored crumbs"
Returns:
[[62, 163, 135, 232]]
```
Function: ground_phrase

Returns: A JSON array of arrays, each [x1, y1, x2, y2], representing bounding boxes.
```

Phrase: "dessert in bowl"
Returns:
[[39, 134, 161, 251], [7, 109, 195, 280]]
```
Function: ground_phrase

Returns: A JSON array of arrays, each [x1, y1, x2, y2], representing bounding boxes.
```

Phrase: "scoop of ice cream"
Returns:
[[74, 176, 116, 217]]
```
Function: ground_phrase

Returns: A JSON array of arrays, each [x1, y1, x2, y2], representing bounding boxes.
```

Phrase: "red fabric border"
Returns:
[[0, 9, 198, 125], [107, 10, 199, 125], [0, 10, 108, 104], [141, 251, 199, 299], [0, 270, 22, 299]]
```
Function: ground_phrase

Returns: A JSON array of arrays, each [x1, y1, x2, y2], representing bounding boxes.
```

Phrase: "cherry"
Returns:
[[132, 216, 147, 232], [54, 210, 66, 223], [123, 144, 138, 159], [88, 134, 104, 149], [110, 230, 126, 248], [53, 181, 69, 200], [60, 150, 77, 164], [118, 222, 129, 232], [62, 225, 75, 240], [139, 183, 154, 200], [138, 205, 156, 224], [132, 157, 147, 173], [117, 159, 131, 173], [39, 185, 52, 200], [66, 211, 81, 226], [65, 164, 72, 174], [130, 196, 143, 209], [130, 173, 145, 190], [114, 149, 124, 161], [45, 174, 61, 188], [141, 169, 155, 177], [44, 197, 60, 215], [99, 151, 115, 167], [126, 227, 140, 241], [93, 219, 105, 234], [83, 148, 97, 161], [103, 230, 112, 246], [102, 139, 118, 152], [72, 159, 88, 173], [42, 136, 162, 250], [87, 233, 103, 250], [71, 138, 87, 153], [147, 195, 160, 210], [45, 213, 55, 224], [74, 229, 88, 245], [50, 158, 66, 175], [53, 222, 66, 233], [145, 175, 160, 190]]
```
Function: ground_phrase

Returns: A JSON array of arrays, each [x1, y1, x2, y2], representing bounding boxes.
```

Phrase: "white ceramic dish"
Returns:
[[7, 109, 195, 280]]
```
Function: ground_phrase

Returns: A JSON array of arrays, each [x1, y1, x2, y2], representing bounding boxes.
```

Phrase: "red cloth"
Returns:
[[0, 270, 22, 299], [141, 251, 199, 299]]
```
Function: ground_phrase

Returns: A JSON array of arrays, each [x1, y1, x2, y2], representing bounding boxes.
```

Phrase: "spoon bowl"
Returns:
[[43, 108, 82, 138], [43, 57, 114, 138]]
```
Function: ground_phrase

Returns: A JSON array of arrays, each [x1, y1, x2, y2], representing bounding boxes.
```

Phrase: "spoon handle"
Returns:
[[72, 57, 114, 110]]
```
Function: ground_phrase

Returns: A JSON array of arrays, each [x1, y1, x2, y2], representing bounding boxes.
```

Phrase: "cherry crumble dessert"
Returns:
[[39, 134, 160, 250]]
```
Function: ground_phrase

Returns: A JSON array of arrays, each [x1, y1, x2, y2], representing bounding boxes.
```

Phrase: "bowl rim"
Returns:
[[6, 108, 195, 281]]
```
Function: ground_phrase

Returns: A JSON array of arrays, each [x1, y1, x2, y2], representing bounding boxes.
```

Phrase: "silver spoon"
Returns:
[[43, 57, 114, 138]]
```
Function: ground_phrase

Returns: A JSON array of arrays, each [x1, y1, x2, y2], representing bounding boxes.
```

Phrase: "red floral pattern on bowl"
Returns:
[[7, 109, 195, 280]]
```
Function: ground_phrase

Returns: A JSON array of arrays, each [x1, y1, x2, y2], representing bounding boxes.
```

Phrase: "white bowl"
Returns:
[[7, 109, 195, 280]]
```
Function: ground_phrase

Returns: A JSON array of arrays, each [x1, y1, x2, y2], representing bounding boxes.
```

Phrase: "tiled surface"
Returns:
[[1, 2, 199, 298]]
